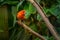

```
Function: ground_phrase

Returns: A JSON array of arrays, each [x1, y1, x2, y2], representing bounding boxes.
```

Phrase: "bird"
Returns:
[[17, 10, 25, 20]]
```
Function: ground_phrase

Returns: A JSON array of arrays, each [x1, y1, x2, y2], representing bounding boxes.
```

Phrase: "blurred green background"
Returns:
[[0, 0, 60, 40]]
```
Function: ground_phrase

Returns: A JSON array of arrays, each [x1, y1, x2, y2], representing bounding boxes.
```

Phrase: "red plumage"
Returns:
[[17, 10, 25, 20]]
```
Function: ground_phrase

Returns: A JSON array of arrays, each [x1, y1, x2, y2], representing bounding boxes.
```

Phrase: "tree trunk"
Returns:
[[0, 5, 9, 40]]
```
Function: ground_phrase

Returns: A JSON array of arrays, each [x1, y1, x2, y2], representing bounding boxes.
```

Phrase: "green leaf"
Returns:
[[6, 1, 19, 5], [17, 0, 24, 11], [24, 2, 29, 10], [11, 6, 17, 27], [24, 2, 37, 19], [37, 14, 42, 21], [9, 28, 16, 40], [29, 3, 36, 14], [30, 23, 38, 32], [43, 7, 50, 14], [25, 10, 31, 19], [35, 38, 40, 40], [24, 2, 31, 19], [49, 5, 60, 16]]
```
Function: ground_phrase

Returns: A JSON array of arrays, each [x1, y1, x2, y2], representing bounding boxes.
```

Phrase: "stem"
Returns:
[[17, 21, 46, 40], [28, 0, 60, 40]]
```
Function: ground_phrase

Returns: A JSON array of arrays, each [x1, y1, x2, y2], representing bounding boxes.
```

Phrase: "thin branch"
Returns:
[[17, 21, 46, 40], [28, 0, 60, 40]]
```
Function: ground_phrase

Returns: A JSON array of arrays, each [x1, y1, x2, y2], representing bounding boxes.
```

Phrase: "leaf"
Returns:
[[9, 28, 16, 40], [15, 29, 25, 40], [35, 38, 40, 40], [29, 3, 36, 14], [49, 5, 60, 16], [11, 6, 17, 27], [0, 1, 19, 7], [25, 10, 31, 19], [24, 2, 37, 19], [24, 2, 31, 19], [3, 1, 18, 5], [17, 0, 24, 11], [30, 23, 38, 32], [43, 7, 50, 14], [37, 14, 42, 21], [24, 2, 29, 10]]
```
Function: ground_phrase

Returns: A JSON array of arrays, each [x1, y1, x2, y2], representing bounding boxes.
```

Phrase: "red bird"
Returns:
[[17, 10, 25, 20]]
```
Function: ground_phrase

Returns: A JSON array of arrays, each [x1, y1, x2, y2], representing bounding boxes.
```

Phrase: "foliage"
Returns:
[[0, 0, 60, 40]]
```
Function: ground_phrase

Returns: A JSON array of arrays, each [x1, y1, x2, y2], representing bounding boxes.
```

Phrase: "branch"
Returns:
[[28, 0, 60, 40], [17, 21, 46, 40]]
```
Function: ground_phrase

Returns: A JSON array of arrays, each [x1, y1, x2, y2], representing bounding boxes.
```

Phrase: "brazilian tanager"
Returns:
[[17, 10, 25, 20]]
